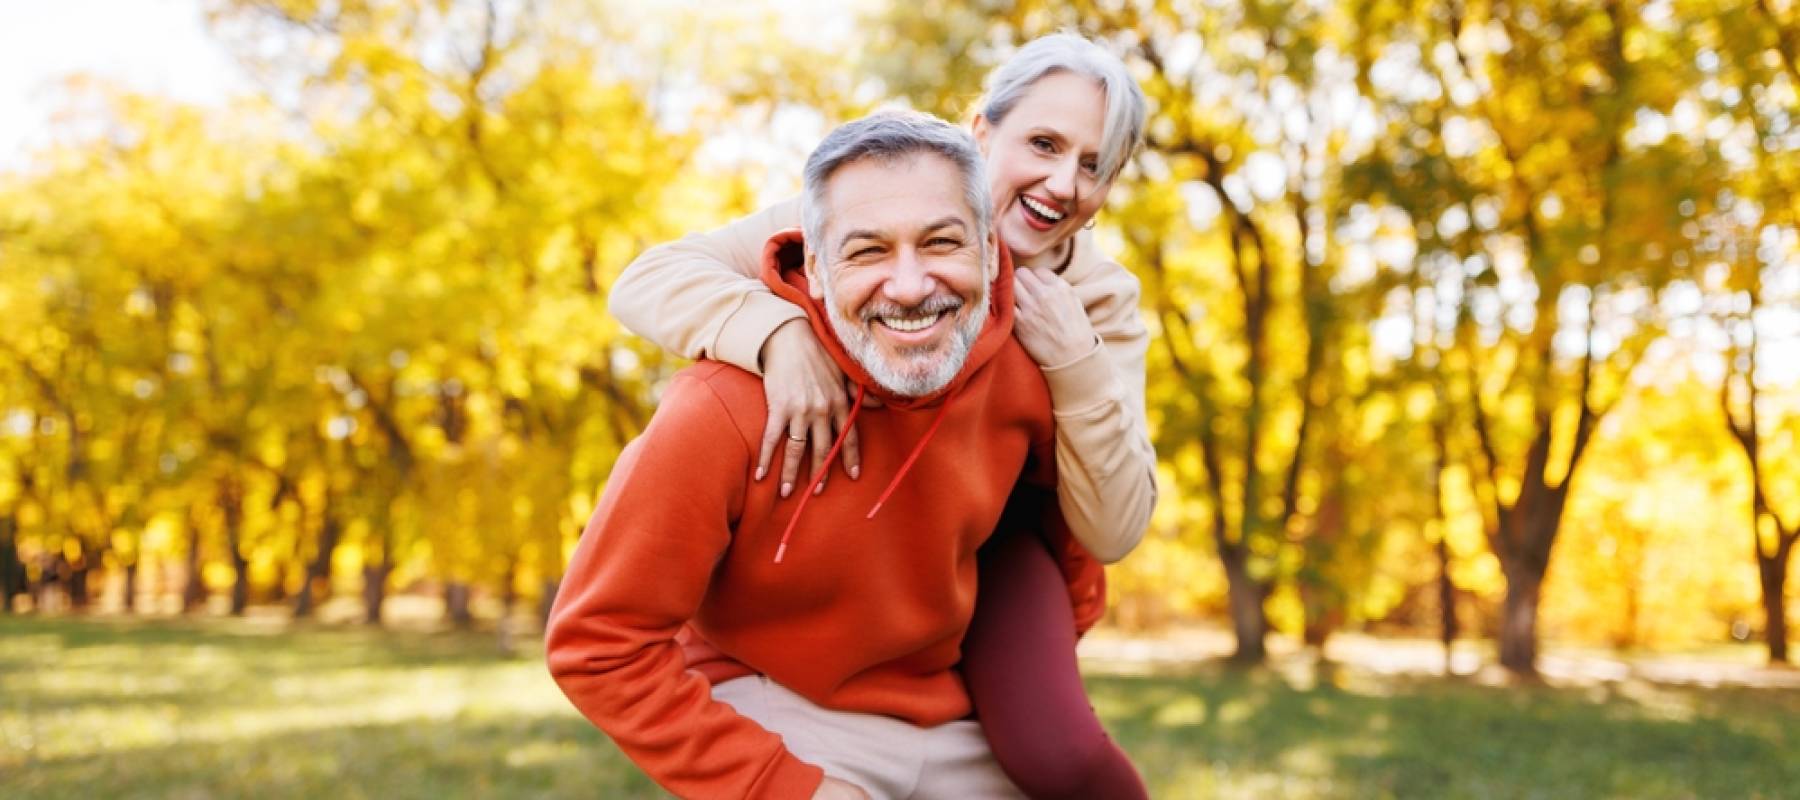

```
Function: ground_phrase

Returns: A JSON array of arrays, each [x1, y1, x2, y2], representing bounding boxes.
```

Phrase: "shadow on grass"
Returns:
[[2, 615, 535, 715], [8, 712, 662, 800], [2, 614, 522, 669], [1092, 662, 1800, 799]]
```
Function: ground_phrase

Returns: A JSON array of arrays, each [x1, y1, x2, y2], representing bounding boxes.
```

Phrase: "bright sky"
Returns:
[[0, 0, 246, 169]]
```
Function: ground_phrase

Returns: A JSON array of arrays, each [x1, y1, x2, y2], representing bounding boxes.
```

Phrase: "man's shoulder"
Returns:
[[662, 361, 766, 437], [675, 360, 764, 399], [989, 338, 1053, 394]]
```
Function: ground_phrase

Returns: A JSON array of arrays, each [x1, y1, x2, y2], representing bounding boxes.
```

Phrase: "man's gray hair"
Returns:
[[801, 110, 992, 264], [978, 32, 1147, 185]]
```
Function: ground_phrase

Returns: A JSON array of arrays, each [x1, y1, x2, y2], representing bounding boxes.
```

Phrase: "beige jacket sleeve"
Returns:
[[608, 197, 806, 375], [609, 201, 1157, 563], [1039, 229, 1158, 563]]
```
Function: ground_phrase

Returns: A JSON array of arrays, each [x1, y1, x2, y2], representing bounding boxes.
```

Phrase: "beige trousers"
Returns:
[[712, 676, 1025, 800]]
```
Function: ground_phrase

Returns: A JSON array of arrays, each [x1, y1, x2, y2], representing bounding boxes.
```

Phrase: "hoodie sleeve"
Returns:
[[545, 370, 824, 800], [608, 197, 807, 375], [1038, 231, 1159, 564]]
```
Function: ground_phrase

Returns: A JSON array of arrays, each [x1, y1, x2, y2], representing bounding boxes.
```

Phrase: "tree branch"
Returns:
[[1757, 0, 1800, 91]]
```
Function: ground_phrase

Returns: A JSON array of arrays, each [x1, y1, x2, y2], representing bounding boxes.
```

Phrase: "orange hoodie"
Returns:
[[545, 230, 1104, 800]]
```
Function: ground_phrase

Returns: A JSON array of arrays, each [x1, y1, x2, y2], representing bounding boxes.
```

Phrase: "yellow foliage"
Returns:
[[1543, 379, 1790, 648]]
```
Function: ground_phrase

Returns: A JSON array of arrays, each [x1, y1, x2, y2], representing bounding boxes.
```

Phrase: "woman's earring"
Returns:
[[1084, 219, 1096, 230]]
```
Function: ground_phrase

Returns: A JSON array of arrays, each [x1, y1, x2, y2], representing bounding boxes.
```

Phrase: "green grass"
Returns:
[[3, 616, 1797, 799]]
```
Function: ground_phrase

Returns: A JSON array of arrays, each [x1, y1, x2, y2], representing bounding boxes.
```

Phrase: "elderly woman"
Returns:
[[610, 33, 1155, 799]]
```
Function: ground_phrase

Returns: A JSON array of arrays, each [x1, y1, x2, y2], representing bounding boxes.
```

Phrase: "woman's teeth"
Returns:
[[1021, 196, 1064, 222], [880, 313, 942, 332]]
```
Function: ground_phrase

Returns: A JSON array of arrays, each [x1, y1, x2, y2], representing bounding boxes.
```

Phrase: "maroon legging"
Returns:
[[962, 526, 1149, 799]]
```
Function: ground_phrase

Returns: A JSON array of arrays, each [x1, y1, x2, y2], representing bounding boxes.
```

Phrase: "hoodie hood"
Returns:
[[760, 228, 1017, 410]]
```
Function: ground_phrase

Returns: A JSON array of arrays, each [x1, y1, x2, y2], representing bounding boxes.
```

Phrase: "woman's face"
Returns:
[[974, 71, 1114, 262]]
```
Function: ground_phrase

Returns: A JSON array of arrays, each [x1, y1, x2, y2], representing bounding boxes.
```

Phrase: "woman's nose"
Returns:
[[1045, 156, 1080, 200]]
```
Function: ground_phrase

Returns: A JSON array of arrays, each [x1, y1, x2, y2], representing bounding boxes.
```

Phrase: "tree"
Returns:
[[1707, 0, 1800, 665], [1348, 0, 1705, 674]]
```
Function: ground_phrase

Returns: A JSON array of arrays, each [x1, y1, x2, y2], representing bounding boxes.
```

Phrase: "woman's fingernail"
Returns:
[[849, 466, 860, 479], [756, 467, 767, 480], [781, 482, 793, 497], [814, 482, 824, 496]]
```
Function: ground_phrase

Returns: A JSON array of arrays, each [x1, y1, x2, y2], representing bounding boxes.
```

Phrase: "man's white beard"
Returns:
[[822, 279, 990, 398]]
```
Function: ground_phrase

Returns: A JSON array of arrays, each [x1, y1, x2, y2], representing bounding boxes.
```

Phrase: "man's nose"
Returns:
[[881, 246, 935, 306]]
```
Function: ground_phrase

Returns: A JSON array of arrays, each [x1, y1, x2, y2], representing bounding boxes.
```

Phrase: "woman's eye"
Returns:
[[1081, 160, 1100, 177], [1031, 136, 1056, 153]]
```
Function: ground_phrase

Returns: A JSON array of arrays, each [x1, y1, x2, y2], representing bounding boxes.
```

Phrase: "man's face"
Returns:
[[809, 153, 995, 397]]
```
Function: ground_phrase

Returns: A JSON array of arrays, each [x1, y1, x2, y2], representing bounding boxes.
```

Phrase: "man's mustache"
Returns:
[[858, 294, 964, 322]]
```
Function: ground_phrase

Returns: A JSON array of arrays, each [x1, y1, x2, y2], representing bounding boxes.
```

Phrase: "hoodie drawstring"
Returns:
[[774, 385, 868, 564], [771, 384, 961, 563], [865, 388, 957, 519]]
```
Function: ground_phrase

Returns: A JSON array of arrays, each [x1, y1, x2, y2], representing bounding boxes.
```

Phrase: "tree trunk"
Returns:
[[500, 557, 519, 618], [220, 478, 250, 616], [229, 555, 251, 615], [35, 553, 62, 611], [293, 513, 341, 619], [1301, 606, 1336, 650], [292, 578, 319, 619], [182, 513, 208, 613], [537, 577, 560, 631], [66, 541, 92, 611], [496, 559, 521, 654], [1487, 435, 1572, 678], [444, 581, 473, 628], [1498, 565, 1543, 676], [1220, 548, 1268, 663], [1437, 535, 1458, 674], [0, 514, 21, 613], [1432, 416, 1457, 674], [1618, 555, 1642, 651], [1760, 538, 1793, 664], [1299, 487, 1345, 652], [362, 563, 391, 625], [124, 561, 140, 613], [267, 569, 288, 603]]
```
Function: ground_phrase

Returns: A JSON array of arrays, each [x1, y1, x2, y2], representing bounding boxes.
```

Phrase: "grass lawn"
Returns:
[[3, 615, 1797, 799]]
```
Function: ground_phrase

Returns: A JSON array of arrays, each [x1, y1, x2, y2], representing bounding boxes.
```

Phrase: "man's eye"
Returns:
[[926, 237, 962, 249], [849, 246, 882, 259]]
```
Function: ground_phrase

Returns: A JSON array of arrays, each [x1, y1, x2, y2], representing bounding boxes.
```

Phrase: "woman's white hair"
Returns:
[[978, 32, 1147, 185]]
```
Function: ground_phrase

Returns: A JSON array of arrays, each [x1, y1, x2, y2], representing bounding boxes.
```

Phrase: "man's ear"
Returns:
[[805, 249, 826, 300], [984, 228, 1001, 284], [972, 114, 993, 157]]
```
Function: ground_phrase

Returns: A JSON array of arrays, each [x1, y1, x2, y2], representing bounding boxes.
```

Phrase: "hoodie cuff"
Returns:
[[714, 292, 809, 376], [748, 752, 825, 800], [1040, 337, 1123, 418]]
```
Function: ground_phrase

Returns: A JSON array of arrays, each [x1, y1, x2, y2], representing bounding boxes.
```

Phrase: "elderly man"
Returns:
[[546, 111, 1095, 799]]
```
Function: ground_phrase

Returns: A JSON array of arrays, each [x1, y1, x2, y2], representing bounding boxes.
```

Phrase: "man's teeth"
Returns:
[[880, 313, 941, 332], [1022, 196, 1064, 221]]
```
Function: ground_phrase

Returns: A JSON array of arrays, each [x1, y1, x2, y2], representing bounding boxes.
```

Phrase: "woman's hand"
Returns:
[[758, 318, 861, 497], [1012, 267, 1098, 368]]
